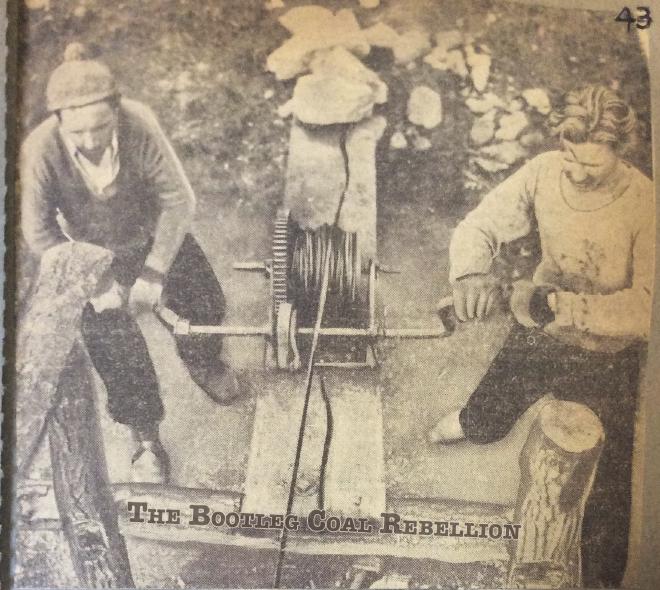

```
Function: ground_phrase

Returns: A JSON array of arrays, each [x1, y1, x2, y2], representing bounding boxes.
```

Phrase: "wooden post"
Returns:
[[508, 400, 604, 589], [16, 242, 135, 587], [284, 116, 385, 262]]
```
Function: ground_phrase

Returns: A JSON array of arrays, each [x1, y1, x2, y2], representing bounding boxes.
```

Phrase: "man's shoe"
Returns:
[[131, 441, 170, 484], [189, 365, 243, 405], [428, 409, 466, 444]]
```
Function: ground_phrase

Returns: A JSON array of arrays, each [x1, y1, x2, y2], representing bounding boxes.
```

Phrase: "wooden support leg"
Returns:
[[508, 400, 604, 589]]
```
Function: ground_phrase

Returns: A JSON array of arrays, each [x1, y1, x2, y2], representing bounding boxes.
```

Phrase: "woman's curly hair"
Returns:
[[548, 85, 637, 154]]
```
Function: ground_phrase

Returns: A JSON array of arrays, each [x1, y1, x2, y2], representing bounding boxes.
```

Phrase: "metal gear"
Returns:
[[271, 208, 295, 319]]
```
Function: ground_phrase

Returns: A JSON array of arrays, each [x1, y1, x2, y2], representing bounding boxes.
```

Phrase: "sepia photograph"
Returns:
[[7, 0, 657, 588]]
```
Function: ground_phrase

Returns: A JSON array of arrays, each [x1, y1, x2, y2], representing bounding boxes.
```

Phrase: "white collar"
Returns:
[[61, 130, 120, 198]]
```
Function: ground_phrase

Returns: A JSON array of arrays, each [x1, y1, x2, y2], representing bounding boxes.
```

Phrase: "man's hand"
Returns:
[[129, 278, 163, 314], [452, 273, 501, 321], [90, 280, 126, 313]]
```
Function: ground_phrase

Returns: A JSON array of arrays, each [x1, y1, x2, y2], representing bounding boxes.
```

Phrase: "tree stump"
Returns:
[[508, 400, 604, 589], [16, 242, 134, 587]]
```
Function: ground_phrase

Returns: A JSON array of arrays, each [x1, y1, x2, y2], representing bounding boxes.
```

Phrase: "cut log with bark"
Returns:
[[49, 342, 134, 588], [508, 400, 604, 589], [16, 241, 134, 587], [16, 242, 113, 472]]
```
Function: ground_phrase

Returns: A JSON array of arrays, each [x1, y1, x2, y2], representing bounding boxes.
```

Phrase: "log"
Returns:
[[508, 400, 604, 589], [16, 241, 134, 587], [49, 342, 134, 588], [17, 241, 112, 472]]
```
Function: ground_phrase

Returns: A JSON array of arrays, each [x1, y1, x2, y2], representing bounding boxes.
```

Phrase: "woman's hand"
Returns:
[[452, 273, 501, 321]]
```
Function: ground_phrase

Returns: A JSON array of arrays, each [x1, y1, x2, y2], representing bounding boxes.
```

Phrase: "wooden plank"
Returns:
[[285, 122, 346, 230], [322, 372, 386, 518], [284, 117, 384, 261], [338, 116, 385, 261], [242, 373, 327, 516]]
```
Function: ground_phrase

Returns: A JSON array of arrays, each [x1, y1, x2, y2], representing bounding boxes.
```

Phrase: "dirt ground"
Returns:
[[14, 0, 651, 587]]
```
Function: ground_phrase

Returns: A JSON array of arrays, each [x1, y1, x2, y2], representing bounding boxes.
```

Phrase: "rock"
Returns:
[[470, 113, 496, 145], [465, 46, 491, 92], [264, 88, 275, 100], [370, 573, 412, 589], [176, 91, 201, 112], [522, 88, 551, 114], [424, 47, 468, 78], [407, 86, 442, 129], [174, 71, 194, 91], [507, 97, 525, 112], [266, 37, 315, 80], [73, 4, 88, 18], [495, 111, 529, 141], [434, 30, 462, 52], [310, 46, 387, 104], [282, 74, 378, 124], [474, 157, 510, 173], [363, 22, 399, 48], [25, 0, 50, 9], [486, 12, 498, 24], [157, 78, 174, 92], [390, 131, 407, 149], [465, 92, 506, 113], [278, 5, 333, 34], [520, 130, 545, 148], [265, 0, 284, 10], [413, 135, 432, 150], [393, 29, 431, 64], [448, 49, 469, 77], [481, 141, 527, 165], [359, 0, 380, 7], [334, 8, 365, 40], [267, 8, 369, 80]]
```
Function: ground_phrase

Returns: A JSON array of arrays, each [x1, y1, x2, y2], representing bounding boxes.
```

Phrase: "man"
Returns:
[[430, 85, 653, 587], [20, 44, 240, 484]]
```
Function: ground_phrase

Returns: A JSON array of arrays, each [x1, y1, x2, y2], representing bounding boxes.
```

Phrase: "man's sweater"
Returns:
[[450, 151, 654, 352], [20, 98, 195, 276]]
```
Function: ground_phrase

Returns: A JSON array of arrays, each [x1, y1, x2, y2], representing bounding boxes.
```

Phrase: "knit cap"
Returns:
[[46, 43, 118, 112]]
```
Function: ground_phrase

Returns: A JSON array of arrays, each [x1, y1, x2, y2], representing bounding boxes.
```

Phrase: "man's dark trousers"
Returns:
[[81, 234, 226, 432], [459, 323, 641, 588]]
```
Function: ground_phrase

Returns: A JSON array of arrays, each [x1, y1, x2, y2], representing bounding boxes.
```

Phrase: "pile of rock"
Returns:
[[267, 5, 388, 125], [266, 4, 554, 192], [465, 86, 551, 183], [267, 5, 439, 128]]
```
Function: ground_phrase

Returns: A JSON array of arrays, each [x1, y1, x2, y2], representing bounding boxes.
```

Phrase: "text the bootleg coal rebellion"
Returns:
[[126, 502, 520, 540]]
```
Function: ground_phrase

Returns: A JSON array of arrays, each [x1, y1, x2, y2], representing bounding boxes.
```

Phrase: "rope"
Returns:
[[273, 127, 351, 588], [291, 226, 361, 309]]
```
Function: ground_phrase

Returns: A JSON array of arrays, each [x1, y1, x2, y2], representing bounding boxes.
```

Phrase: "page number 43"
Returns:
[[616, 7, 652, 30]]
